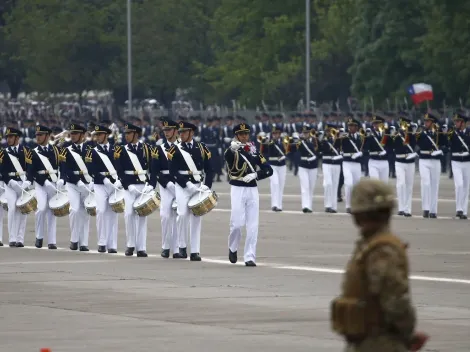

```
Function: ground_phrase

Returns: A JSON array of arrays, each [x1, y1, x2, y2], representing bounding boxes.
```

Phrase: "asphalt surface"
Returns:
[[0, 172, 469, 352]]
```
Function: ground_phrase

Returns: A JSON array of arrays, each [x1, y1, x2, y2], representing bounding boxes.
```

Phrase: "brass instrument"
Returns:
[[257, 134, 270, 144], [49, 130, 70, 147]]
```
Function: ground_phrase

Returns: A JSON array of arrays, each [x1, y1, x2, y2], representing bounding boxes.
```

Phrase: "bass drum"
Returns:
[[48, 192, 70, 217], [187, 190, 218, 217], [16, 189, 38, 215], [84, 193, 97, 217], [133, 191, 161, 217], [0, 192, 8, 211]]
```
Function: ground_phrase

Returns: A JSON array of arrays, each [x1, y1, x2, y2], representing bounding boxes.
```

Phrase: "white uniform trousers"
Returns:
[[34, 182, 57, 245], [159, 183, 178, 253], [368, 159, 389, 182], [395, 162, 415, 214], [0, 182, 4, 244], [323, 163, 341, 210], [5, 182, 28, 244], [419, 159, 441, 213], [451, 160, 470, 215], [124, 184, 147, 251], [270, 165, 286, 209], [229, 185, 259, 263], [67, 183, 90, 246], [95, 184, 118, 249], [298, 167, 317, 210], [175, 183, 202, 254], [342, 161, 362, 209]]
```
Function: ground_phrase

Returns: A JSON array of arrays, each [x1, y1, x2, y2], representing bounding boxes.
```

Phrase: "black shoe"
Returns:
[[325, 207, 332, 213], [108, 249, 117, 254], [179, 247, 188, 259], [397, 211, 404, 216], [429, 213, 437, 219], [137, 251, 148, 257], [15, 242, 24, 248], [274, 208, 282, 212], [337, 197, 343, 203], [48, 244, 57, 250], [423, 211, 430, 218], [245, 261, 256, 267], [70, 242, 78, 250], [161, 249, 170, 258], [272, 206, 277, 212], [173, 253, 185, 259], [346, 208, 351, 214], [98, 246, 106, 253], [190, 253, 201, 261], [229, 250, 237, 264], [35, 238, 43, 248], [79, 246, 89, 251], [460, 215, 468, 220], [303, 208, 310, 213], [9, 242, 16, 247], [404, 213, 412, 217], [456, 211, 463, 219], [330, 209, 337, 213], [0, 241, 3, 247], [125, 247, 135, 256]]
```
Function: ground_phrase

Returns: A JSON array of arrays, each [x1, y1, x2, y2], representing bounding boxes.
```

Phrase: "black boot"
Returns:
[[125, 247, 135, 256], [229, 250, 237, 264], [35, 238, 43, 248]]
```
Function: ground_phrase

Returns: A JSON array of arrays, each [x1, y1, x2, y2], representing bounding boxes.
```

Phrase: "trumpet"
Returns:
[[49, 130, 70, 147], [257, 133, 270, 144]]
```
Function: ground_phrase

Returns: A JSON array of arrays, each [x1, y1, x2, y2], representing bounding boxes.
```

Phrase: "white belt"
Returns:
[[8, 172, 25, 176], [73, 171, 90, 175], [396, 154, 408, 159], [342, 153, 353, 157], [420, 151, 431, 155], [300, 157, 315, 160], [178, 171, 202, 175], [452, 152, 470, 157], [322, 156, 333, 160], [268, 157, 281, 160], [369, 151, 380, 155], [99, 171, 118, 176], [160, 170, 170, 174], [124, 170, 147, 175], [38, 170, 58, 175]]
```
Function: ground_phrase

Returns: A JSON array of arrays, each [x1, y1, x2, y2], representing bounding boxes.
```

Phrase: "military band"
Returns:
[[1, 109, 470, 266]]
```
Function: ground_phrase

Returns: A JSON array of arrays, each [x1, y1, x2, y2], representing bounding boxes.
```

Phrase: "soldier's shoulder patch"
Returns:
[[114, 145, 122, 159], [25, 150, 33, 164], [259, 153, 267, 164], [201, 143, 212, 159], [151, 146, 159, 159], [167, 145, 176, 160], [85, 150, 93, 163]]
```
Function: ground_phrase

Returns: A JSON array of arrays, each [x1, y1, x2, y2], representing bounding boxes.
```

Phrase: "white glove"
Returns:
[[307, 156, 316, 162], [44, 179, 56, 193], [333, 155, 343, 161], [242, 173, 257, 183], [128, 185, 139, 196], [77, 180, 88, 193], [186, 181, 199, 194], [379, 150, 387, 156], [406, 152, 417, 160], [431, 150, 443, 156], [21, 180, 31, 190], [113, 180, 122, 189], [278, 156, 286, 161], [352, 152, 363, 159], [230, 140, 242, 152], [103, 178, 112, 186], [199, 184, 209, 192], [56, 179, 65, 190], [292, 132, 300, 139], [87, 182, 94, 192], [218, 148, 222, 154], [166, 182, 175, 194], [143, 185, 154, 193], [8, 180, 19, 188], [223, 137, 231, 143]]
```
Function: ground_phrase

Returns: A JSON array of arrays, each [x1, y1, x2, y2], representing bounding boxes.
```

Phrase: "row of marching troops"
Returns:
[[0, 118, 276, 266]]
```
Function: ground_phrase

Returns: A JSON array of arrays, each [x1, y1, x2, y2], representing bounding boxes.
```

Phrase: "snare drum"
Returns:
[[48, 192, 70, 217], [16, 189, 38, 215], [133, 191, 161, 217], [84, 193, 97, 216], [109, 189, 125, 213], [187, 190, 218, 217], [0, 192, 8, 211]]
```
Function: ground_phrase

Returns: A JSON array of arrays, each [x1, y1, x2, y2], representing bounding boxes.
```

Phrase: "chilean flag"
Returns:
[[407, 83, 433, 104]]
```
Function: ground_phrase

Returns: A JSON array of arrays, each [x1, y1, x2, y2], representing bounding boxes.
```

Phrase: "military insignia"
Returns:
[[348, 118, 353, 124], [179, 122, 184, 129], [124, 124, 128, 129], [95, 126, 99, 131], [36, 126, 40, 131], [151, 147, 159, 159], [6, 128, 10, 134], [163, 121, 169, 127], [167, 145, 176, 160], [240, 123, 246, 131], [71, 124, 75, 130], [260, 154, 267, 164], [372, 116, 376, 121]]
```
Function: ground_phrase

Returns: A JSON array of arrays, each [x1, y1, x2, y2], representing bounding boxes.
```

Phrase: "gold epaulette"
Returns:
[[167, 145, 176, 160], [114, 146, 122, 159], [151, 146, 159, 159], [85, 150, 93, 163]]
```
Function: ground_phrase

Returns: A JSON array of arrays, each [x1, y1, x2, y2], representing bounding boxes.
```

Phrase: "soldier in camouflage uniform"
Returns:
[[331, 178, 429, 352]]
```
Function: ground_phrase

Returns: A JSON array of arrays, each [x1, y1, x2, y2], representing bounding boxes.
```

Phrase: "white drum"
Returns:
[[16, 189, 38, 215], [0, 192, 8, 211], [48, 192, 70, 217], [109, 189, 125, 213], [84, 193, 97, 216]]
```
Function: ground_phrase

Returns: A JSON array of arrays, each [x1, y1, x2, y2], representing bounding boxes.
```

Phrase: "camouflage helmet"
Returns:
[[350, 178, 396, 213]]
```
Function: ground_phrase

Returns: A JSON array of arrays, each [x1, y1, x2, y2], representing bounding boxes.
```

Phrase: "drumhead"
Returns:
[[187, 191, 211, 207], [84, 193, 96, 207], [133, 193, 154, 208], [109, 189, 125, 203], [16, 190, 36, 206], [49, 193, 69, 208]]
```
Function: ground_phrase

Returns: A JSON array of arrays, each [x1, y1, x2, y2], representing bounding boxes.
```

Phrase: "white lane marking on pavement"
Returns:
[[0, 259, 116, 265], [1, 246, 469, 285], [215, 192, 456, 203]]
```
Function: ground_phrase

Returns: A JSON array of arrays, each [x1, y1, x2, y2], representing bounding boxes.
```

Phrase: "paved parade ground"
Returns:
[[1, 173, 469, 352]]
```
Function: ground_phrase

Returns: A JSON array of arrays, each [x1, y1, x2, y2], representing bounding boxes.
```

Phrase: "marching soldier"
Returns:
[[320, 124, 343, 213], [331, 178, 429, 352], [168, 121, 213, 261], [114, 123, 154, 257], [224, 123, 272, 266], [27, 125, 63, 249], [60, 123, 94, 251], [339, 118, 364, 213], [150, 119, 179, 258], [416, 113, 447, 218], [87, 124, 122, 253], [448, 112, 470, 219], [0, 127, 32, 247], [260, 124, 289, 212], [296, 125, 319, 213], [363, 114, 393, 182], [392, 116, 417, 217]]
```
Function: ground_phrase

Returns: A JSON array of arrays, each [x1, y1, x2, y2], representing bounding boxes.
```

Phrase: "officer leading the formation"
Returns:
[[27, 125, 63, 249], [224, 123, 273, 266], [331, 178, 429, 352]]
